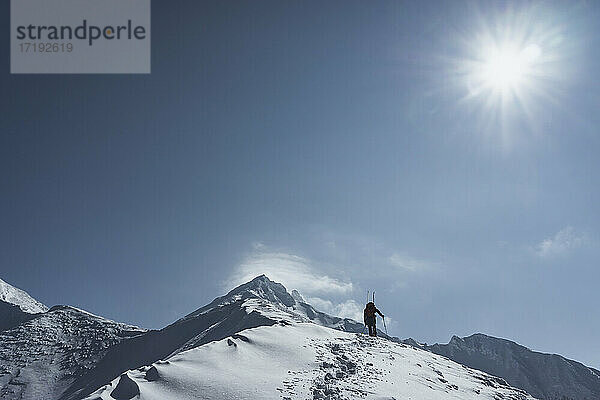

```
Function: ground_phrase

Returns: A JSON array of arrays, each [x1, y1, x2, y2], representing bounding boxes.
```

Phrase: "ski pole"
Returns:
[[383, 316, 388, 335]]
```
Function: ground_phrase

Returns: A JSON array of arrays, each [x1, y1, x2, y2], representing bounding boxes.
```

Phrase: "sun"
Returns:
[[458, 35, 550, 146], [439, 4, 577, 148], [480, 43, 542, 92]]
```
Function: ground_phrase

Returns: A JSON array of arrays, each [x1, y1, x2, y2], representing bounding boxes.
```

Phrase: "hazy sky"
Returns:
[[1, 1, 599, 367]]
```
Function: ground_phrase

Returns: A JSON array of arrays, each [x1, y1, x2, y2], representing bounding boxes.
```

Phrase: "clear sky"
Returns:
[[1, 0, 599, 367]]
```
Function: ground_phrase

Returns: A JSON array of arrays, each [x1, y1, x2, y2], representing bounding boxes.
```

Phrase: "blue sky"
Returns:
[[1, 1, 599, 367]]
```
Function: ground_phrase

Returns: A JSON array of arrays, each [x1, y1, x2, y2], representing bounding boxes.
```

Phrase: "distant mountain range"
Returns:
[[404, 334, 600, 400], [0, 275, 598, 400]]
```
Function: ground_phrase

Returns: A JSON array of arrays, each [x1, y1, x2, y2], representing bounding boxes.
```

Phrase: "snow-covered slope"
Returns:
[[0, 278, 47, 314], [60, 275, 387, 400], [0, 301, 35, 333], [0, 305, 145, 400], [1, 275, 580, 400], [65, 275, 536, 400], [414, 334, 600, 400], [85, 318, 535, 400]]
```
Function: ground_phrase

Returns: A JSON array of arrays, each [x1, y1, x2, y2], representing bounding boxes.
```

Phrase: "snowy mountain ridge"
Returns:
[[0, 274, 595, 400], [83, 278, 536, 400], [0, 278, 47, 314], [186, 275, 374, 335]]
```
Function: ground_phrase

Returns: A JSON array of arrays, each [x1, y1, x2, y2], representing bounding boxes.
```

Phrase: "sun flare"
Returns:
[[444, 2, 576, 148], [480, 43, 541, 92]]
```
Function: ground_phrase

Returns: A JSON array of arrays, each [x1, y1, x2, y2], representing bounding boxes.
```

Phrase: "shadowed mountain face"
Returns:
[[0, 278, 48, 332], [411, 334, 600, 400], [0, 300, 38, 332]]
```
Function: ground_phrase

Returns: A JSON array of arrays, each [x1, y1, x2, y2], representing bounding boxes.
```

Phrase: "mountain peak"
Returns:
[[186, 275, 296, 318], [449, 335, 463, 345], [183, 275, 372, 336], [245, 274, 281, 288], [459, 333, 525, 350], [0, 278, 48, 314], [226, 275, 296, 307]]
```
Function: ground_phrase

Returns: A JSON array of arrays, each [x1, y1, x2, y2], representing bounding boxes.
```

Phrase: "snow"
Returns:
[[0, 278, 48, 314], [0, 305, 145, 400], [86, 322, 535, 400], [184, 275, 374, 340], [0, 274, 543, 400]]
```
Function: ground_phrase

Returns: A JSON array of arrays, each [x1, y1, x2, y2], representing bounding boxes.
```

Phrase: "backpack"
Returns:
[[364, 302, 376, 317]]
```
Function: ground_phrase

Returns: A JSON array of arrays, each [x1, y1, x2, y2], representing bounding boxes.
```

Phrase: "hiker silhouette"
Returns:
[[363, 302, 384, 337]]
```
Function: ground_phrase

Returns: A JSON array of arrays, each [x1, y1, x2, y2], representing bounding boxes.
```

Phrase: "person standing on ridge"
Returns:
[[363, 302, 384, 337]]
